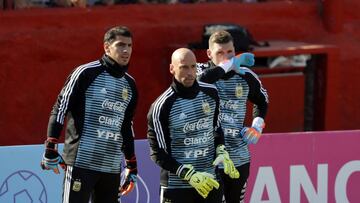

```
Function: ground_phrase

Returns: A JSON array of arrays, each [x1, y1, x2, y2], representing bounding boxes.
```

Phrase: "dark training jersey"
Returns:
[[147, 80, 224, 189], [47, 55, 137, 174], [197, 61, 269, 167]]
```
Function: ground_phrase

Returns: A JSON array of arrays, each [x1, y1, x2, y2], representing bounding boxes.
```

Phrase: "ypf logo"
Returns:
[[120, 172, 150, 203], [0, 170, 47, 203]]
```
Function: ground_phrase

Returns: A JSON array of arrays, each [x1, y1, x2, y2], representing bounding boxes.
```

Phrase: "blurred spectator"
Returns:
[[6, 0, 72, 8], [241, 0, 268, 2], [86, 0, 139, 6], [5, 0, 302, 10], [12, 0, 45, 8], [69, 0, 86, 7]]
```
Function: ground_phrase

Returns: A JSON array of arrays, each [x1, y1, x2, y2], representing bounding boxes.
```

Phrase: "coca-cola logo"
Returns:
[[220, 100, 239, 110], [183, 118, 211, 133], [102, 99, 126, 113]]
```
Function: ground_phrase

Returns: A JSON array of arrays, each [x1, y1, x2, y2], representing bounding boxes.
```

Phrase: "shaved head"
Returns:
[[171, 48, 196, 65], [170, 48, 197, 87]]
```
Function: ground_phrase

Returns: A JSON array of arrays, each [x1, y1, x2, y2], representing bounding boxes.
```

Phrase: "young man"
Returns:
[[41, 26, 138, 203], [197, 30, 269, 203], [147, 48, 239, 203]]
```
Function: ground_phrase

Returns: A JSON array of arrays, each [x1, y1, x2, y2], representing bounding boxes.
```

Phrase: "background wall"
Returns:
[[0, 0, 359, 145]]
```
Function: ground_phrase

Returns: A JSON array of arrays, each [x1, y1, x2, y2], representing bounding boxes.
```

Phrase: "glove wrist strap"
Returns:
[[45, 137, 59, 149], [44, 138, 59, 159], [215, 144, 226, 155], [125, 155, 137, 169], [252, 117, 265, 133], [177, 164, 195, 181]]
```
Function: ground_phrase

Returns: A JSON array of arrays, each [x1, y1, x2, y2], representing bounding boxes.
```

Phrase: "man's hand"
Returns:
[[119, 156, 137, 196], [189, 172, 219, 199], [218, 53, 255, 74], [232, 53, 255, 74], [240, 127, 261, 144], [213, 145, 239, 179], [236, 52, 255, 67], [241, 117, 265, 144], [41, 138, 66, 174], [177, 164, 219, 199], [119, 168, 137, 196]]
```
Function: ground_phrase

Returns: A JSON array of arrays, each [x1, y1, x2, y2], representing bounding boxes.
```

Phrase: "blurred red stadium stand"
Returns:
[[0, 0, 359, 145]]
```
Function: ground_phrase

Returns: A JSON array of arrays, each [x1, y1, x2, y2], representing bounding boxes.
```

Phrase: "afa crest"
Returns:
[[122, 88, 128, 100], [72, 180, 81, 192], [202, 100, 211, 115], [235, 83, 243, 98]]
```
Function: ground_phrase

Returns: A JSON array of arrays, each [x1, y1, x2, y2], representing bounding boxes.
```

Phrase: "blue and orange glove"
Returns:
[[41, 137, 66, 174], [241, 117, 265, 144], [119, 156, 137, 196]]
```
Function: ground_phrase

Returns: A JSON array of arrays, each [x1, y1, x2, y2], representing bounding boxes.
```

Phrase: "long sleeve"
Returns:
[[212, 88, 225, 148], [196, 62, 226, 84], [47, 66, 88, 139], [147, 97, 182, 174], [121, 75, 138, 160], [244, 69, 269, 119]]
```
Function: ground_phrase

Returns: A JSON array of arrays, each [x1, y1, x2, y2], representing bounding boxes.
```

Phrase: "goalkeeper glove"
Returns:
[[41, 137, 66, 174], [119, 156, 137, 196], [177, 164, 219, 199], [241, 117, 265, 144], [213, 145, 240, 179], [218, 53, 255, 74], [235, 53, 255, 68]]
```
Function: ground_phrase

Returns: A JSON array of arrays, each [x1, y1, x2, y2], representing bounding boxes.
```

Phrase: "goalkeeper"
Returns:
[[40, 26, 138, 203], [147, 48, 239, 203], [197, 30, 269, 203]]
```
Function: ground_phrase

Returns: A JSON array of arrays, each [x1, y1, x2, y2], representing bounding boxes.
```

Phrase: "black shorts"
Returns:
[[62, 165, 120, 203], [160, 186, 223, 203], [217, 163, 250, 203]]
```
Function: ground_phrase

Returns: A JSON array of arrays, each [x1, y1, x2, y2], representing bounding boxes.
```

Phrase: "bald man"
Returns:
[[147, 48, 237, 203]]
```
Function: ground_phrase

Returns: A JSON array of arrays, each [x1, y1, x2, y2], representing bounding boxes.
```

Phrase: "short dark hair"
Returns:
[[208, 30, 233, 47], [104, 26, 132, 44]]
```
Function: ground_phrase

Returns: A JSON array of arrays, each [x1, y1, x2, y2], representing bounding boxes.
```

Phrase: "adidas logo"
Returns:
[[179, 113, 187, 120], [100, 88, 107, 94]]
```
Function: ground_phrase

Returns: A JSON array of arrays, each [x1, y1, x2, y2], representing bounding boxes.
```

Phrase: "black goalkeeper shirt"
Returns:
[[147, 79, 224, 188], [47, 55, 137, 174]]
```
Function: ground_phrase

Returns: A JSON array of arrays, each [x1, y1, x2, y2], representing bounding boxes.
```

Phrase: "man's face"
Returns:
[[207, 41, 235, 65], [170, 53, 197, 87], [104, 35, 132, 66]]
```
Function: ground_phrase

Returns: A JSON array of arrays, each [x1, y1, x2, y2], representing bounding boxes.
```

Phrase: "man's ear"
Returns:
[[104, 42, 110, 55], [169, 64, 175, 74], [207, 49, 212, 59]]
